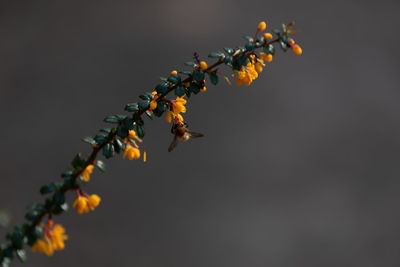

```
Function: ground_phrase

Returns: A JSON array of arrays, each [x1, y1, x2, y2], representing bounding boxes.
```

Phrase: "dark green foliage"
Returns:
[[102, 143, 114, 159], [175, 86, 186, 97], [209, 72, 219, 85], [192, 70, 205, 83]]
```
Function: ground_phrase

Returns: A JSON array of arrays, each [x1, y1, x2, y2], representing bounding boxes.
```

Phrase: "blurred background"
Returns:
[[1, 0, 400, 266]]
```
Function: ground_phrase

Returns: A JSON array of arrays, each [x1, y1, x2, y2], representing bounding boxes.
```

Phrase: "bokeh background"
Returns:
[[1, 0, 400, 266]]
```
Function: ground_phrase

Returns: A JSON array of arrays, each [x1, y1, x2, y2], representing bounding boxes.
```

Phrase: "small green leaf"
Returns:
[[100, 128, 112, 134], [139, 92, 154, 100], [279, 41, 288, 52], [125, 102, 139, 112], [223, 47, 234, 55], [224, 56, 233, 65], [175, 86, 186, 97], [96, 160, 106, 172], [104, 115, 119, 124], [208, 51, 224, 58], [52, 203, 68, 215], [81, 136, 96, 145], [190, 83, 200, 94], [25, 211, 38, 222], [167, 74, 181, 85], [71, 153, 86, 169], [245, 42, 255, 51], [159, 77, 168, 82], [264, 44, 275, 55], [243, 36, 254, 42], [209, 72, 218, 85], [61, 169, 73, 178], [136, 124, 145, 138], [153, 101, 167, 117], [145, 110, 154, 120], [117, 125, 129, 139], [179, 71, 192, 75], [273, 29, 281, 36], [94, 134, 107, 144], [192, 70, 205, 83], [156, 82, 169, 94], [138, 100, 150, 110], [102, 143, 114, 159], [39, 184, 56, 195], [184, 61, 196, 67], [53, 192, 65, 205]]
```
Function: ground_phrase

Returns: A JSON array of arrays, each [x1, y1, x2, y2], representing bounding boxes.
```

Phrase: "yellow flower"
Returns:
[[260, 52, 273, 62], [235, 61, 259, 86], [288, 38, 295, 45], [165, 110, 174, 123], [170, 70, 178, 75], [148, 91, 158, 111], [81, 164, 94, 182], [143, 151, 147, 162], [199, 61, 208, 71], [73, 196, 90, 214], [263, 32, 273, 40], [257, 21, 266, 31], [255, 62, 263, 73], [201, 86, 206, 92], [32, 224, 68, 256], [172, 96, 187, 114], [292, 44, 302, 55], [128, 130, 136, 139], [149, 100, 157, 110], [123, 143, 140, 160], [87, 194, 101, 208], [73, 194, 101, 214]]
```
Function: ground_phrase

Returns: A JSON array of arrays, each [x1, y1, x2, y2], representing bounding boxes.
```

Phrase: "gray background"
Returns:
[[1, 0, 400, 266]]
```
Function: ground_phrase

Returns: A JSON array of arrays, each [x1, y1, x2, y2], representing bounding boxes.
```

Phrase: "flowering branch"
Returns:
[[0, 20, 302, 266]]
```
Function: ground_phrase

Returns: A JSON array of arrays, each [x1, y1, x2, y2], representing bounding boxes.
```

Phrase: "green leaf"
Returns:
[[113, 138, 122, 154], [192, 70, 205, 83], [209, 72, 219, 85], [96, 160, 106, 172], [139, 92, 154, 100], [125, 102, 139, 112], [61, 169, 73, 178], [53, 192, 65, 205], [117, 125, 129, 138], [167, 74, 181, 85], [156, 82, 169, 94], [71, 153, 86, 169], [100, 128, 112, 134], [224, 56, 233, 65], [273, 29, 281, 36], [153, 101, 167, 117], [184, 61, 196, 67], [159, 77, 168, 82], [245, 42, 255, 51], [208, 51, 224, 59], [102, 143, 114, 159], [94, 134, 107, 144], [136, 124, 145, 138], [104, 115, 119, 124], [81, 136, 96, 145], [175, 86, 186, 97], [190, 83, 200, 94], [39, 184, 56, 195], [279, 41, 288, 52], [281, 23, 287, 33], [25, 211, 38, 221], [243, 36, 254, 42], [179, 71, 192, 75], [138, 100, 150, 110], [52, 203, 68, 215], [223, 47, 234, 55], [145, 110, 154, 120], [264, 44, 275, 55], [15, 249, 26, 263]]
